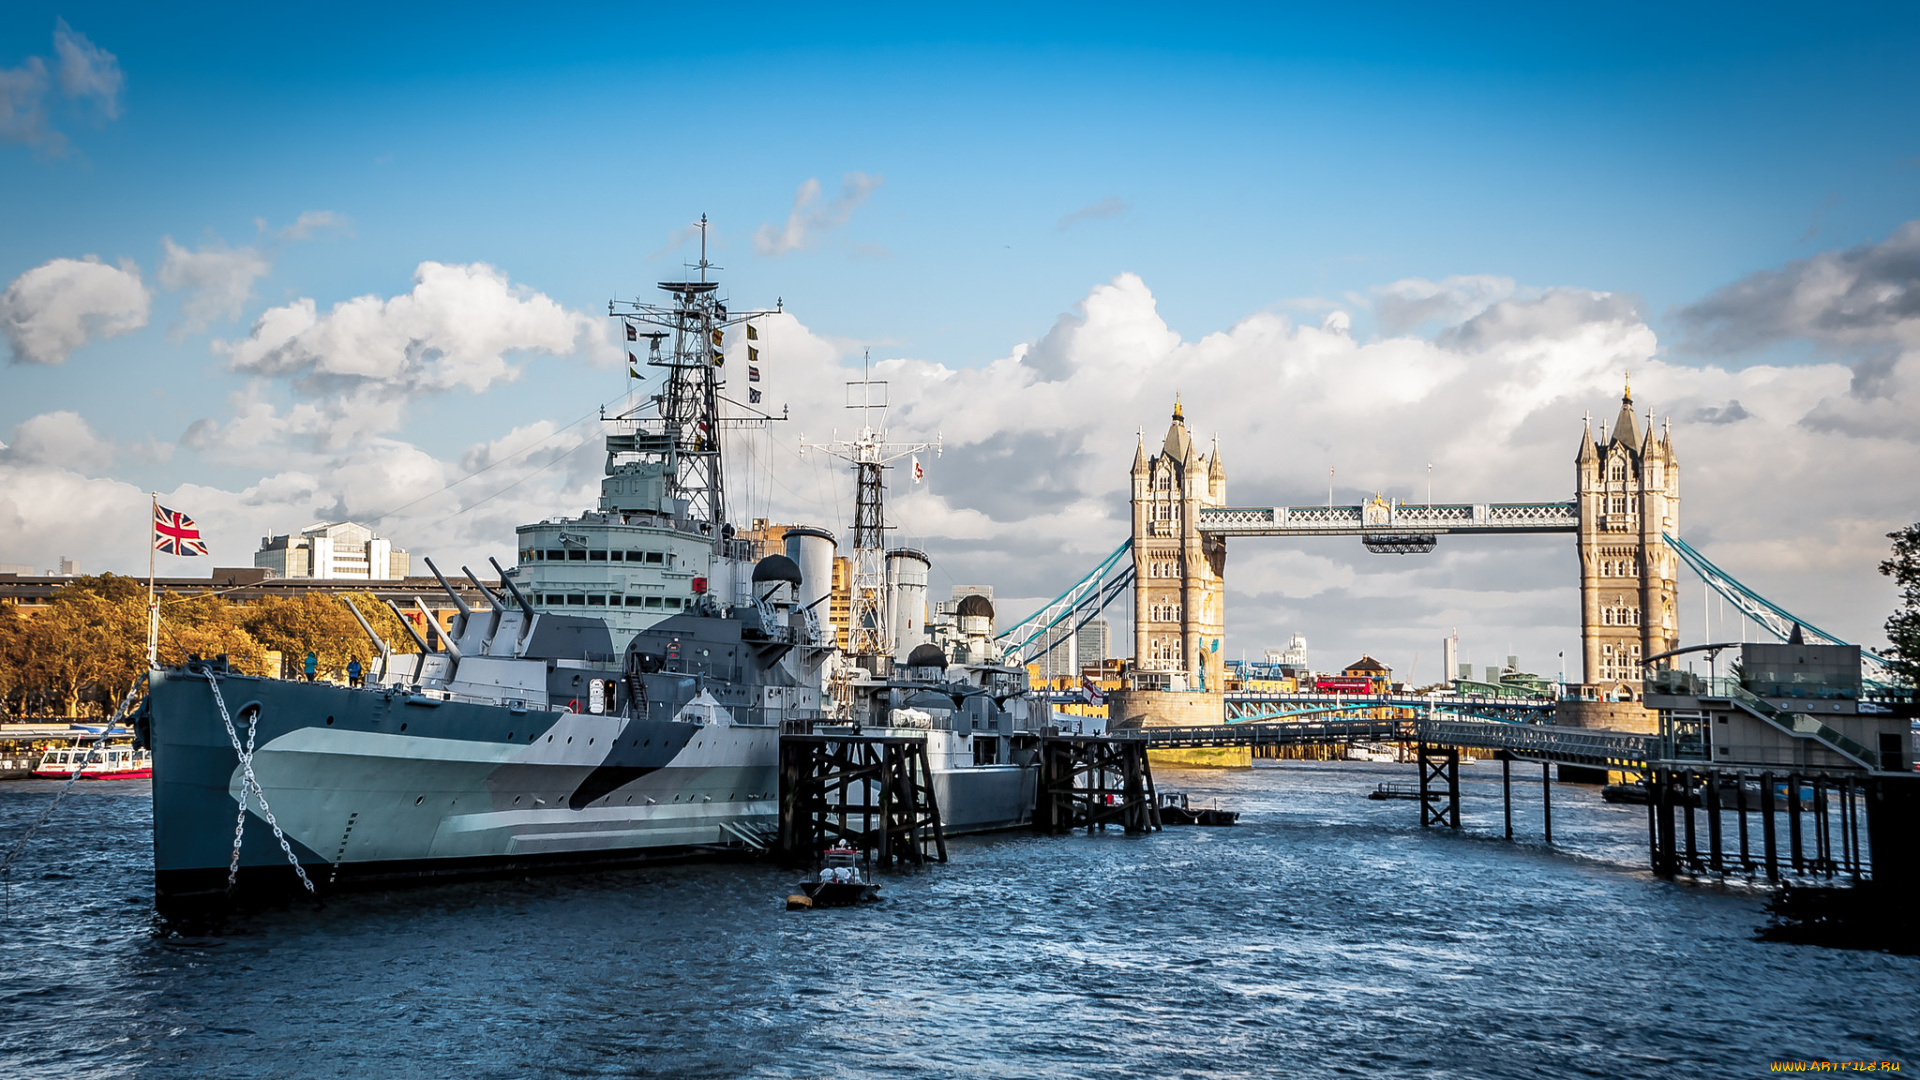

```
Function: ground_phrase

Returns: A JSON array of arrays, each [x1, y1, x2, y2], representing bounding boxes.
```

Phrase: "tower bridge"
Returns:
[[1115, 386, 1680, 720]]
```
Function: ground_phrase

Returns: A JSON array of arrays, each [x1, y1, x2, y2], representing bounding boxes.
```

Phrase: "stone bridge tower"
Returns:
[[1575, 381, 1680, 702], [1130, 398, 1228, 693]]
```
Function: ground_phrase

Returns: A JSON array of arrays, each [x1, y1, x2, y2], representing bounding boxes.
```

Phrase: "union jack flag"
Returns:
[[154, 505, 209, 556]]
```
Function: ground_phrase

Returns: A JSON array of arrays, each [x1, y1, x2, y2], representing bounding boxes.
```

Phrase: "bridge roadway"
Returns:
[[1196, 501, 1580, 537], [1133, 717, 1658, 771], [1224, 692, 1555, 725]]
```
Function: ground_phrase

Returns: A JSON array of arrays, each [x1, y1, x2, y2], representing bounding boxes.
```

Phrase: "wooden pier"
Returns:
[[777, 733, 947, 868], [1035, 734, 1161, 835]]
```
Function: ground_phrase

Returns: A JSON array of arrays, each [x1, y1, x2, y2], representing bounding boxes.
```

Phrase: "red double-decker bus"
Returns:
[[1314, 676, 1375, 694]]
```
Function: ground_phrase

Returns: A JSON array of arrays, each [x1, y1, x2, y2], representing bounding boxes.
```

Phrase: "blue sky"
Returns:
[[4, 2, 1919, 674]]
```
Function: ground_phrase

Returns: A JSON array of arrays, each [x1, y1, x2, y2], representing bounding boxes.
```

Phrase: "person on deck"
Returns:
[[347, 658, 363, 687], [303, 652, 317, 682]]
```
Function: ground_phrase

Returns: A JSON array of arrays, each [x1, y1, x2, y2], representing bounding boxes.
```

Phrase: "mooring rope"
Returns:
[[201, 670, 315, 896], [0, 681, 144, 915]]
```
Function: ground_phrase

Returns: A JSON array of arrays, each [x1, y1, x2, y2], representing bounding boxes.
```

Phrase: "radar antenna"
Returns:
[[802, 349, 941, 658]]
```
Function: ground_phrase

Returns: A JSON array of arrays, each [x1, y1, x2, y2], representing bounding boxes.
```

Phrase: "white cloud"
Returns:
[[1681, 220, 1920, 443], [0, 255, 150, 365], [0, 22, 123, 155], [0, 411, 115, 472], [271, 210, 348, 241], [215, 260, 603, 393], [1373, 274, 1516, 334], [52, 20, 122, 121], [159, 237, 272, 335], [0, 56, 57, 151], [753, 173, 883, 256]]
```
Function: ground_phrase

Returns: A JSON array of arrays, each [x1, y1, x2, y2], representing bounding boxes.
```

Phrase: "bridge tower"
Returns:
[[1130, 398, 1229, 693], [1574, 380, 1680, 702]]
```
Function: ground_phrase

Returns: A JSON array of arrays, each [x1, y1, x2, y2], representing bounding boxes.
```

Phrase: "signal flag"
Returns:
[[746, 323, 758, 340]]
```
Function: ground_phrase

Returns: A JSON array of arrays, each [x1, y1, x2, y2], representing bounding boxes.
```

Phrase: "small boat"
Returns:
[[1156, 791, 1240, 826], [33, 744, 153, 780], [1367, 782, 1427, 801], [787, 847, 881, 909]]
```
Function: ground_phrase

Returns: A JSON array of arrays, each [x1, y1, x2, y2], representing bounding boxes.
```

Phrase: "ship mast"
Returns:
[[609, 215, 781, 558], [804, 350, 940, 659]]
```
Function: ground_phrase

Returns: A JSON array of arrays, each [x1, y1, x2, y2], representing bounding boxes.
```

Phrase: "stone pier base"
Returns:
[[1107, 688, 1249, 768]]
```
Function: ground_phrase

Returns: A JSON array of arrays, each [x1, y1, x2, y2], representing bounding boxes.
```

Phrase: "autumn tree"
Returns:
[[155, 591, 270, 678], [1882, 521, 1920, 687], [0, 604, 25, 718], [240, 594, 378, 681]]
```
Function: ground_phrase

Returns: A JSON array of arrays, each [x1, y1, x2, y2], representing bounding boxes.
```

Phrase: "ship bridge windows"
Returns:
[[589, 550, 608, 561], [566, 593, 586, 605], [586, 595, 606, 606], [567, 550, 587, 561], [608, 551, 624, 561], [546, 549, 565, 560]]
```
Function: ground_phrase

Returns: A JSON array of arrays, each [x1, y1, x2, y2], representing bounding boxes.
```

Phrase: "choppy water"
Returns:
[[2, 761, 1915, 1079]]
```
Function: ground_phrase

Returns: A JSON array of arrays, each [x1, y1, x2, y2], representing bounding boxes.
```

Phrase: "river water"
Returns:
[[1, 761, 1914, 1079]]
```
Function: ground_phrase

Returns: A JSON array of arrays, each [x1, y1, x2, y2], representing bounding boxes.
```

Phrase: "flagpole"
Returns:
[[147, 492, 158, 668]]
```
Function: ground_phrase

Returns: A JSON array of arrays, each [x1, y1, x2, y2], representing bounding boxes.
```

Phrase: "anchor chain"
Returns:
[[202, 670, 315, 896]]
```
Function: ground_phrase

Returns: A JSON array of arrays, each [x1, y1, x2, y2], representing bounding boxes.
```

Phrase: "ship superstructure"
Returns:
[[515, 218, 781, 652]]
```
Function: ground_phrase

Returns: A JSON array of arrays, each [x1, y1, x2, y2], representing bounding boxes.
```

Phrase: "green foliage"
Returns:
[[1881, 521, 1920, 687], [0, 579, 428, 716]]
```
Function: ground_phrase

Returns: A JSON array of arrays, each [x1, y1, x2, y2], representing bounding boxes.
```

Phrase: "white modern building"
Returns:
[[255, 522, 410, 580]]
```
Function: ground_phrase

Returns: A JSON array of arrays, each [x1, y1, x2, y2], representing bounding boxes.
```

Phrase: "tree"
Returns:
[[155, 592, 269, 678], [240, 594, 374, 681], [1881, 521, 1920, 687], [0, 604, 25, 718]]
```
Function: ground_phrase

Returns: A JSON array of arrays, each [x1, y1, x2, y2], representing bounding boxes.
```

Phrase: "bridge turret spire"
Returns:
[[1611, 384, 1640, 449]]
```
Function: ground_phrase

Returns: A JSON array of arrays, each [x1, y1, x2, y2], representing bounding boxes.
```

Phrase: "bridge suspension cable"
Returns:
[[1662, 533, 1899, 682], [996, 539, 1135, 667]]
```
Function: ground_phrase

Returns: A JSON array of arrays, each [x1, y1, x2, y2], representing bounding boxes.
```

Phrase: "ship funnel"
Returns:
[[783, 526, 837, 645], [886, 548, 930, 661]]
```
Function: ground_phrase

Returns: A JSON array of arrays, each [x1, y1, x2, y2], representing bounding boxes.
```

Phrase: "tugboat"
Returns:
[[787, 846, 881, 909], [1156, 790, 1239, 825]]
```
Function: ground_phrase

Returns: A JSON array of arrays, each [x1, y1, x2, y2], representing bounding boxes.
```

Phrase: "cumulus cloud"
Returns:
[[1057, 196, 1129, 231], [1681, 219, 1920, 442], [159, 237, 272, 335], [1373, 275, 1516, 334], [52, 20, 122, 120], [1690, 400, 1751, 424], [215, 261, 601, 393], [753, 173, 882, 256], [0, 255, 150, 364], [0, 411, 115, 472], [0, 21, 122, 155]]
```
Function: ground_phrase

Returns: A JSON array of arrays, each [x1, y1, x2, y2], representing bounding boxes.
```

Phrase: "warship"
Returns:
[[141, 234, 1045, 913]]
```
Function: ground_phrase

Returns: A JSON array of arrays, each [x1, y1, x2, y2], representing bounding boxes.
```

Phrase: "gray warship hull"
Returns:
[[146, 666, 780, 911]]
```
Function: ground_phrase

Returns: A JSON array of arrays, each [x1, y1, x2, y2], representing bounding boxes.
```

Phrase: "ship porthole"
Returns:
[[506, 732, 513, 740], [513, 795, 521, 804], [325, 716, 334, 725], [415, 796, 424, 806], [566, 736, 572, 744], [399, 723, 407, 732]]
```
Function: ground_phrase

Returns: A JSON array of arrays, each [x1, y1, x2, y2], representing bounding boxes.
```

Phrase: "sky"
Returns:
[[3, 2, 1919, 681]]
